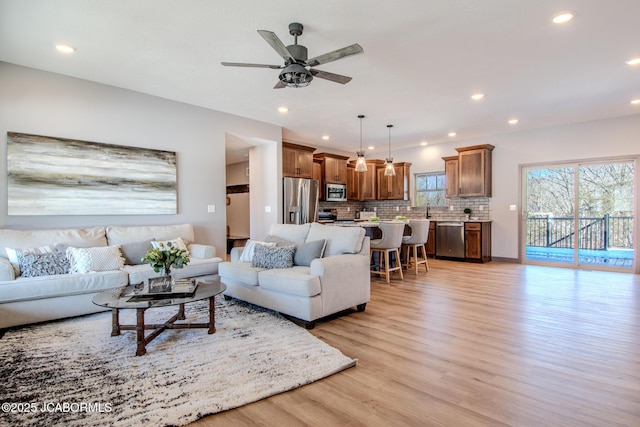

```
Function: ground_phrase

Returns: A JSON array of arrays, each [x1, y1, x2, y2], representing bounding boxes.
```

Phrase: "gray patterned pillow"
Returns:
[[17, 249, 70, 277], [252, 244, 295, 269]]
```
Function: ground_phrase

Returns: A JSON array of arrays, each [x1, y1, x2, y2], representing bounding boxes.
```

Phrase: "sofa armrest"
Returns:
[[188, 244, 216, 259], [230, 247, 244, 262], [309, 254, 370, 313], [0, 257, 16, 281]]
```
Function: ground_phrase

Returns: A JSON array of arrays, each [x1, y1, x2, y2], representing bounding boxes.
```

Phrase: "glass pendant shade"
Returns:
[[384, 124, 396, 176], [355, 151, 367, 172], [356, 115, 367, 172], [384, 158, 396, 176]]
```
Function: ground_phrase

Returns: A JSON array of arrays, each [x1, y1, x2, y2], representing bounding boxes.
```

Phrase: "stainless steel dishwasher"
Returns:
[[436, 222, 465, 258]]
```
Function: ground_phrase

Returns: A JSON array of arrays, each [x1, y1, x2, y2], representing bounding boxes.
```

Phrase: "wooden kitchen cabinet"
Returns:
[[313, 153, 349, 184], [442, 144, 494, 198], [426, 221, 436, 257], [376, 162, 412, 200], [443, 156, 459, 198], [346, 163, 358, 200], [282, 141, 315, 178], [464, 222, 491, 262], [348, 159, 382, 201]]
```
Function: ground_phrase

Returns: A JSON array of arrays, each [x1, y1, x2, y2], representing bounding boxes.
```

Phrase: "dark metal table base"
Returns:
[[110, 296, 217, 356]]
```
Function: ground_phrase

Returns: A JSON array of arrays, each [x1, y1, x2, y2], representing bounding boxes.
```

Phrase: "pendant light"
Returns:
[[384, 124, 396, 176], [355, 115, 367, 172]]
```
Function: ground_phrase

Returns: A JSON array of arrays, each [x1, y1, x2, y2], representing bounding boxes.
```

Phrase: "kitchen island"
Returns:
[[329, 219, 491, 263]]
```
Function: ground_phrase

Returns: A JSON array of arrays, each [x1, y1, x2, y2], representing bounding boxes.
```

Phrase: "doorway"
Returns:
[[522, 158, 635, 271]]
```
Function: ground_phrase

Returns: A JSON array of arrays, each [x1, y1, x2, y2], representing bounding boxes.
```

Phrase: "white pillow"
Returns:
[[238, 240, 276, 263], [151, 237, 188, 251], [66, 246, 124, 274]]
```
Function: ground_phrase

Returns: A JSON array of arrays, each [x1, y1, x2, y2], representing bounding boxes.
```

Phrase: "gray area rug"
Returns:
[[0, 298, 356, 426]]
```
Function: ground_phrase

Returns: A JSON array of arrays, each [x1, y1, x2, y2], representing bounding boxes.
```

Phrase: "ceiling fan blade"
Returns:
[[274, 80, 286, 89], [221, 62, 282, 69], [258, 30, 295, 62], [307, 44, 363, 67], [309, 69, 352, 84]]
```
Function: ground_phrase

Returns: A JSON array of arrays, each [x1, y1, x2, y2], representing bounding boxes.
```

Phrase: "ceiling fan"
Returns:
[[221, 22, 363, 89]]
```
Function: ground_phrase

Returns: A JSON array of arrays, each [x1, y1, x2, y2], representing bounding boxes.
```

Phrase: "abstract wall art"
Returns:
[[6, 132, 177, 215]]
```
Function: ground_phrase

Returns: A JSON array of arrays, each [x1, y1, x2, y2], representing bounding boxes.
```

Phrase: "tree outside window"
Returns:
[[415, 171, 446, 207]]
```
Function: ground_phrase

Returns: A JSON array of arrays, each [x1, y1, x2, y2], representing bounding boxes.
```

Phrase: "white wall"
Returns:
[[393, 114, 640, 260], [225, 161, 250, 237], [0, 62, 281, 257]]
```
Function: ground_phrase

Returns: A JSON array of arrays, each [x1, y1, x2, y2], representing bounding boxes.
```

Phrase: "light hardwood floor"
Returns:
[[192, 260, 640, 426]]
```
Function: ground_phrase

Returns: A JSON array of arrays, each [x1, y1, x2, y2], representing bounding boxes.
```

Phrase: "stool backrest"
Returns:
[[376, 222, 406, 248], [404, 219, 430, 244]]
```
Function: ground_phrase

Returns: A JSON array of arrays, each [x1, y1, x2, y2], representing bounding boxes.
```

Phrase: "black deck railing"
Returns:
[[526, 215, 634, 250]]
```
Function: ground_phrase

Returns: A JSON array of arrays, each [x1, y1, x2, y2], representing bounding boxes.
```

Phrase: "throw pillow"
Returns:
[[152, 237, 188, 252], [294, 239, 327, 266], [5, 246, 53, 276], [252, 244, 295, 269], [238, 240, 276, 263], [66, 246, 125, 274], [120, 239, 155, 265], [17, 248, 70, 277]]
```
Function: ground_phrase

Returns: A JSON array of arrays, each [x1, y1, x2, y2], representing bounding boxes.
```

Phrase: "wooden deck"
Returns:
[[192, 259, 640, 426]]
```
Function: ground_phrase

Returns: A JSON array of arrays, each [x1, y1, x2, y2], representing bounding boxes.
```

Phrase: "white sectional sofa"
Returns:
[[0, 223, 222, 329], [218, 222, 371, 329]]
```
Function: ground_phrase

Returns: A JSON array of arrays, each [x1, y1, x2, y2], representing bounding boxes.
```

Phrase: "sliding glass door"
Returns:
[[523, 159, 635, 270]]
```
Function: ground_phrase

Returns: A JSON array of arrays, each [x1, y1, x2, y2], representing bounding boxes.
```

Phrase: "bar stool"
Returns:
[[370, 221, 405, 283], [402, 219, 430, 274]]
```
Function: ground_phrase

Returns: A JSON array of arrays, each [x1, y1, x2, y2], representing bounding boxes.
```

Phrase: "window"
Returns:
[[415, 171, 446, 207]]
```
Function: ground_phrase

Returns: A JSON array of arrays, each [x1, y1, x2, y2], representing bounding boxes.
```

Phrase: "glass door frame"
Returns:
[[520, 156, 638, 273]]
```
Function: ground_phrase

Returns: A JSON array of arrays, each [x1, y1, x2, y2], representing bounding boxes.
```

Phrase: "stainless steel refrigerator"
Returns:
[[283, 177, 319, 224]]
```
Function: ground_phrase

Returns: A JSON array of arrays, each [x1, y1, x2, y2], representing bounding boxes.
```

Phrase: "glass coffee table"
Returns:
[[92, 278, 226, 356]]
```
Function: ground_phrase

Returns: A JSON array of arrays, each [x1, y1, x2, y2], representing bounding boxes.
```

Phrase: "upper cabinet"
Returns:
[[443, 144, 494, 198], [347, 159, 383, 201], [376, 162, 412, 200], [313, 153, 349, 184], [282, 141, 315, 179]]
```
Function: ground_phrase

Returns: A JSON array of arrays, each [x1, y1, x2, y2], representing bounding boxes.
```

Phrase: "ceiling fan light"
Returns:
[[279, 63, 313, 88]]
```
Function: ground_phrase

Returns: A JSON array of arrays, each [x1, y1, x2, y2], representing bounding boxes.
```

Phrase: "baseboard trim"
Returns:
[[491, 256, 520, 263]]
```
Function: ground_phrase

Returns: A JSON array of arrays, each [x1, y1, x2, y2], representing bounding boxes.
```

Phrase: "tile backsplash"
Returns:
[[319, 197, 491, 221]]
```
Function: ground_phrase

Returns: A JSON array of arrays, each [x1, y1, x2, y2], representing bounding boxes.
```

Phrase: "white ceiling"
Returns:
[[1, 0, 639, 162]]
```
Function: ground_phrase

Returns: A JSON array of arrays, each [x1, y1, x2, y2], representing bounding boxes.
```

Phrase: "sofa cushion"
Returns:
[[124, 256, 221, 285], [66, 246, 125, 274], [294, 239, 326, 267], [258, 267, 321, 297], [18, 248, 70, 278], [306, 223, 366, 257], [252, 244, 295, 269], [0, 270, 128, 303], [218, 261, 265, 286], [238, 240, 276, 262], [105, 224, 194, 246], [267, 223, 311, 244], [119, 239, 154, 265], [0, 227, 107, 276]]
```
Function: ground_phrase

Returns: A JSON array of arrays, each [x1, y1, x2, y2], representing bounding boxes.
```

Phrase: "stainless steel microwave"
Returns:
[[325, 183, 347, 201]]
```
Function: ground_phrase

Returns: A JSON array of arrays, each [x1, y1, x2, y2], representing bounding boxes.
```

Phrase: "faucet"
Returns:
[[426, 203, 431, 219]]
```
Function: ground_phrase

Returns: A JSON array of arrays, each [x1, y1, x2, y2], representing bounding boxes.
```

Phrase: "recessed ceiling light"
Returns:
[[552, 11, 574, 24], [55, 44, 76, 54], [420, 141, 428, 146], [367, 145, 375, 150], [508, 118, 519, 125], [448, 132, 457, 137], [471, 93, 485, 101], [322, 135, 330, 140], [626, 57, 640, 66], [631, 99, 640, 105], [277, 106, 289, 113]]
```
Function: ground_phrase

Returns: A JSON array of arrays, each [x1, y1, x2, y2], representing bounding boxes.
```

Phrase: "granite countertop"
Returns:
[[330, 219, 492, 227]]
